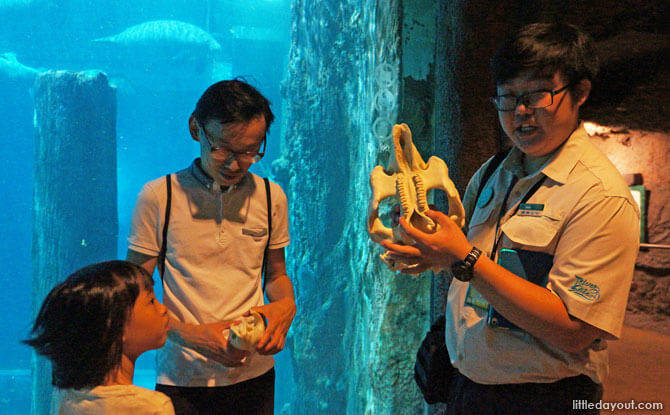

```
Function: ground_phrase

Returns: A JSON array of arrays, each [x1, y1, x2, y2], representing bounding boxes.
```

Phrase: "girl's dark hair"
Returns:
[[192, 78, 274, 131], [491, 22, 599, 91], [23, 260, 154, 389]]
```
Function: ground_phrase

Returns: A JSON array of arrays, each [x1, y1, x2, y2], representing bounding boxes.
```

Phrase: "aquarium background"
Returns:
[[1, 1, 293, 413]]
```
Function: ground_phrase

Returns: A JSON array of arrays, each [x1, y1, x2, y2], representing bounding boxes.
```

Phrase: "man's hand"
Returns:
[[381, 209, 472, 274], [169, 318, 249, 367], [251, 297, 296, 355]]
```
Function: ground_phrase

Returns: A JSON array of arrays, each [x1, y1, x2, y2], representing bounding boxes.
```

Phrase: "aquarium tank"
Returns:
[[1, 1, 292, 413]]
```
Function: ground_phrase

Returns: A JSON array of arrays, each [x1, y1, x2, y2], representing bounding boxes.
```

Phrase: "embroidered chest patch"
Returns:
[[569, 276, 601, 301]]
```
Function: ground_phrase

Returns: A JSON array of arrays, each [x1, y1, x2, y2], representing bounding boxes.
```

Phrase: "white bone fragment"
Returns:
[[229, 310, 266, 351], [368, 123, 465, 272]]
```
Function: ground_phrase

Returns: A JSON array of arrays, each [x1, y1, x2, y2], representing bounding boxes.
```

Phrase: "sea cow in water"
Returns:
[[0, 52, 40, 83], [0, 51, 44, 99], [92, 20, 228, 93]]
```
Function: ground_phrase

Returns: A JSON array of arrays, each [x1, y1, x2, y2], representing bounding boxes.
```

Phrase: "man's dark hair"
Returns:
[[491, 22, 599, 94], [192, 78, 275, 131], [23, 260, 154, 389]]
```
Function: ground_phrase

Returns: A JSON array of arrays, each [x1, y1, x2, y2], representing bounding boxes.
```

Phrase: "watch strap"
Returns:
[[451, 246, 482, 281]]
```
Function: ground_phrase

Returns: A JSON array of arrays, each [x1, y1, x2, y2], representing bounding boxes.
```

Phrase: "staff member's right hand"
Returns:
[[381, 209, 472, 274]]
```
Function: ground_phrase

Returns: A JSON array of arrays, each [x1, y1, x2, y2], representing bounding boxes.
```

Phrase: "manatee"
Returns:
[[91, 20, 226, 93], [93, 20, 221, 52], [0, 52, 40, 82]]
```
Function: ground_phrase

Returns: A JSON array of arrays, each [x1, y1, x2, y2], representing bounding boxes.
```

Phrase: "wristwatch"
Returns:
[[451, 247, 482, 282]]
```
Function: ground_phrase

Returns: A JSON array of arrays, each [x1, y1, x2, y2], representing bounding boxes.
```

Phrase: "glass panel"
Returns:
[[1, 1, 290, 413]]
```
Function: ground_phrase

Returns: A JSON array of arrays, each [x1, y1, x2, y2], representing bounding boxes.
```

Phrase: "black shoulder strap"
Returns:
[[158, 174, 172, 284], [262, 177, 272, 293], [474, 148, 510, 204]]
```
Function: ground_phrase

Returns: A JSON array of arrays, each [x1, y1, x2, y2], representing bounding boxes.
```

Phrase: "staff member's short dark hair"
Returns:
[[23, 260, 154, 389], [491, 22, 599, 91], [192, 78, 275, 131]]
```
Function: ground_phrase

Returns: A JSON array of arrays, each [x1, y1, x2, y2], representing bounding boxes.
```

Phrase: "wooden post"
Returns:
[[31, 71, 117, 415]]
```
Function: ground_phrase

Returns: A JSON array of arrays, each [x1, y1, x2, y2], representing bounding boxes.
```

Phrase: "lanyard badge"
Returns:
[[518, 203, 544, 216]]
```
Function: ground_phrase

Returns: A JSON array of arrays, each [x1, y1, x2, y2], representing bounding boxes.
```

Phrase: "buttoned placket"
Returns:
[[455, 171, 548, 365], [205, 183, 228, 247], [218, 190, 227, 246]]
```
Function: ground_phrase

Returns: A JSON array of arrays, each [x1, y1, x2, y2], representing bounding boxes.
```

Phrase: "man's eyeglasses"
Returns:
[[199, 126, 266, 164], [490, 84, 572, 112]]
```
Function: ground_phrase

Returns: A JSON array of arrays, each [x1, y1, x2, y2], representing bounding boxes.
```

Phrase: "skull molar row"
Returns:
[[367, 123, 466, 271]]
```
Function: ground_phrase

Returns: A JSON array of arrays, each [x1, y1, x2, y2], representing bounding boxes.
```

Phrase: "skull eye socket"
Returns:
[[375, 199, 398, 228]]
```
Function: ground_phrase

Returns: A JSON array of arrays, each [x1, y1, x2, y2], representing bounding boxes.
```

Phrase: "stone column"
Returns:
[[31, 71, 117, 415], [278, 0, 435, 413]]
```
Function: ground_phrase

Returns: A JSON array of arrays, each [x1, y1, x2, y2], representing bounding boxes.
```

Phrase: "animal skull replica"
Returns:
[[229, 310, 266, 351], [368, 123, 465, 272]]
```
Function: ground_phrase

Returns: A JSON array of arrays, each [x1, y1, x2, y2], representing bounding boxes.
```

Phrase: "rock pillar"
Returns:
[[31, 71, 117, 415]]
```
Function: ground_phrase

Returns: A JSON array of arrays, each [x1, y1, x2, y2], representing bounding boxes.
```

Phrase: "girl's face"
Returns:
[[122, 288, 169, 360]]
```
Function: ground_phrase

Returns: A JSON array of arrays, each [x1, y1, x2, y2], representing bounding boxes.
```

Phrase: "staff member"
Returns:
[[382, 22, 640, 415]]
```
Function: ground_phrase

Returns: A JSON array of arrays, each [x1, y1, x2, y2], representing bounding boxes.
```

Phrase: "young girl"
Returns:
[[24, 260, 174, 414]]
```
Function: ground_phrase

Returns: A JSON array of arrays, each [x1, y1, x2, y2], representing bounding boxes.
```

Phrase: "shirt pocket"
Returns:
[[233, 227, 269, 277], [242, 227, 268, 242], [502, 206, 564, 249], [468, 199, 498, 230]]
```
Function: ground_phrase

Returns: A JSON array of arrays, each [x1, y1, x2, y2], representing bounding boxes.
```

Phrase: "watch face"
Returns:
[[452, 262, 474, 282]]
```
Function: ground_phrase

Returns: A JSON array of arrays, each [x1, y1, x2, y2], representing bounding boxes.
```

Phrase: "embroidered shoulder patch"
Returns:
[[568, 276, 601, 301]]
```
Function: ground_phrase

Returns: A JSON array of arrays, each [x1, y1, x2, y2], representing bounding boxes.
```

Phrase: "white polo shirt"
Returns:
[[446, 123, 640, 385], [128, 159, 290, 386], [59, 384, 175, 414]]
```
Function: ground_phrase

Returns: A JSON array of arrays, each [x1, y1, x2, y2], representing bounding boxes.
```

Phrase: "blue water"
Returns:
[[1, 1, 292, 413]]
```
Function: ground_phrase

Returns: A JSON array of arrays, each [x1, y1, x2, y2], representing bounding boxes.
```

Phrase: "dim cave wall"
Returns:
[[532, 1, 670, 335], [588, 129, 670, 335]]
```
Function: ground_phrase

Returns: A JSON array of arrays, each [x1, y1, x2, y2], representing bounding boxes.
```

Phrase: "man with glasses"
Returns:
[[126, 79, 295, 415], [381, 23, 639, 414]]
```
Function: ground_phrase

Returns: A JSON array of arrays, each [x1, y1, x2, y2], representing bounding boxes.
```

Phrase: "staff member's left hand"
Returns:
[[381, 209, 473, 274], [250, 297, 296, 355]]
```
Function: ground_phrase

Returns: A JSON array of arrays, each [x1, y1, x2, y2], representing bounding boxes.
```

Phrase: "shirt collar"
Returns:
[[189, 158, 247, 194], [500, 146, 525, 178], [500, 122, 587, 185], [540, 122, 588, 184]]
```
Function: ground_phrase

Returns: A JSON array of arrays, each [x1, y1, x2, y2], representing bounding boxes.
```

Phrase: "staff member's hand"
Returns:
[[381, 209, 472, 274]]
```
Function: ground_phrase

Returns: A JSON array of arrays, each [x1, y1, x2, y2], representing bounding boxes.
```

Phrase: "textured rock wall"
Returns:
[[588, 129, 670, 335], [275, 1, 430, 413]]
